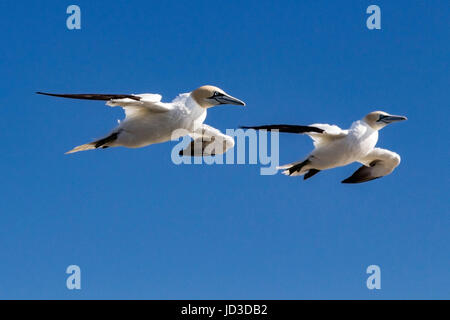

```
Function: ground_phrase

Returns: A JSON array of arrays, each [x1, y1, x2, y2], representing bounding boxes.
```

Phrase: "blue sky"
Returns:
[[0, 0, 448, 299]]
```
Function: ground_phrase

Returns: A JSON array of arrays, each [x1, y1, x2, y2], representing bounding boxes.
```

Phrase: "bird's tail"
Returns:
[[65, 142, 97, 154], [65, 131, 120, 154]]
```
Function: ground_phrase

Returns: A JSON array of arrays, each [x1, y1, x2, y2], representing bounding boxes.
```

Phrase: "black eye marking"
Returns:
[[208, 91, 224, 101], [377, 115, 388, 123]]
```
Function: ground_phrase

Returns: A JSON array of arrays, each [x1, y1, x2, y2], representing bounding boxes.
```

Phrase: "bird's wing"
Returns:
[[305, 123, 348, 147], [180, 124, 234, 156], [240, 123, 347, 147], [36, 92, 173, 117], [342, 148, 401, 184], [107, 93, 173, 118], [240, 124, 324, 134]]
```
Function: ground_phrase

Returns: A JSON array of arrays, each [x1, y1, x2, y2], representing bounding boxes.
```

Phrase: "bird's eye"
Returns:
[[377, 115, 388, 122], [214, 91, 220, 96]]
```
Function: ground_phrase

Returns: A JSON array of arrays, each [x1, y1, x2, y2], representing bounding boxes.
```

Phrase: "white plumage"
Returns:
[[37, 85, 245, 155], [243, 111, 407, 184]]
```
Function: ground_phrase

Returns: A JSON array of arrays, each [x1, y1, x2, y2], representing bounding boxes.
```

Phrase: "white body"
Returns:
[[65, 91, 236, 155], [307, 120, 378, 170], [280, 119, 401, 181], [111, 93, 207, 148]]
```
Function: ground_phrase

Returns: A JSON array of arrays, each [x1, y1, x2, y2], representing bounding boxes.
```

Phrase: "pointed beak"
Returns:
[[378, 115, 408, 124], [216, 94, 246, 106]]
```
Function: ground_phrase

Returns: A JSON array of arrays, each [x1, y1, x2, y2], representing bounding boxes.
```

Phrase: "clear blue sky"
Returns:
[[0, 0, 448, 299]]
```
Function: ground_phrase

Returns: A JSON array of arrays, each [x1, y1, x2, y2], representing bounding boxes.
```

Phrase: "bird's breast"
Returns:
[[346, 129, 378, 158]]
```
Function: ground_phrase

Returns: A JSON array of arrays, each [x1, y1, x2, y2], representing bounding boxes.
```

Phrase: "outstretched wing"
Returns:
[[304, 123, 348, 147], [240, 123, 347, 147], [36, 91, 173, 117], [36, 92, 141, 101], [240, 124, 324, 134], [180, 124, 235, 156], [342, 148, 401, 184]]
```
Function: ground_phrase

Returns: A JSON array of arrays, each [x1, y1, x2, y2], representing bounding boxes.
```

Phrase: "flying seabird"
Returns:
[[37, 85, 245, 155], [242, 111, 407, 183]]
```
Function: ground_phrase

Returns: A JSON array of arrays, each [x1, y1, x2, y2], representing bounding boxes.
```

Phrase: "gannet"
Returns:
[[242, 111, 407, 183], [37, 85, 245, 155]]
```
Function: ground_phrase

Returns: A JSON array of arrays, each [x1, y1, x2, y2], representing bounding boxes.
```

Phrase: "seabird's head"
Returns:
[[363, 111, 407, 130], [191, 85, 246, 108]]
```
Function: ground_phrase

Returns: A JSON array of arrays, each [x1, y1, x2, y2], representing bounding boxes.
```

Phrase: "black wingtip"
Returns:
[[304, 169, 320, 180], [341, 175, 363, 183], [36, 91, 58, 97], [34, 92, 141, 101], [238, 124, 324, 134], [341, 176, 380, 184]]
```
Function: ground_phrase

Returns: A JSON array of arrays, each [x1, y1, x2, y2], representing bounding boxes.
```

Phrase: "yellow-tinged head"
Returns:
[[191, 85, 246, 108], [363, 111, 407, 130]]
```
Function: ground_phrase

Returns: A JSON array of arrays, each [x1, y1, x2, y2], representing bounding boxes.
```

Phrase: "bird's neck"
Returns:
[[352, 120, 378, 137], [185, 95, 207, 119], [361, 119, 383, 131]]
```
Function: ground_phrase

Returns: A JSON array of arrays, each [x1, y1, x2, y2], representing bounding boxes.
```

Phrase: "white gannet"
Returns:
[[37, 85, 245, 155], [242, 111, 407, 183]]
